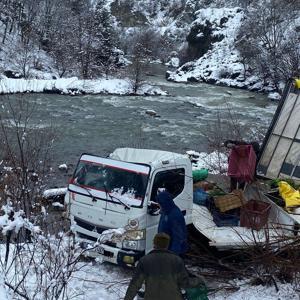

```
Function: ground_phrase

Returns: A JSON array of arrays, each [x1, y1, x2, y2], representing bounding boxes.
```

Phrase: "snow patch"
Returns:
[[43, 188, 67, 199], [0, 78, 167, 96], [58, 163, 68, 171], [52, 202, 65, 208], [187, 150, 228, 174], [166, 57, 180, 68]]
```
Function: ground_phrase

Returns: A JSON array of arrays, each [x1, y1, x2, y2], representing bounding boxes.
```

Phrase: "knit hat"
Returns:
[[153, 233, 170, 250]]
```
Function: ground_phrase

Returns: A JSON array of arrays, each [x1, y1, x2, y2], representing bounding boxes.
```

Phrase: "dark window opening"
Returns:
[[150, 168, 185, 201]]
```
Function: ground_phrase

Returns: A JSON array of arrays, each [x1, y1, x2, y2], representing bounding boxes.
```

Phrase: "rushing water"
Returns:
[[0, 67, 277, 186]]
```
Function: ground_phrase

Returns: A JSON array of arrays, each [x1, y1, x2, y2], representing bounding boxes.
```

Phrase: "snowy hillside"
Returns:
[[167, 8, 267, 92], [166, 2, 300, 95], [0, 0, 299, 95]]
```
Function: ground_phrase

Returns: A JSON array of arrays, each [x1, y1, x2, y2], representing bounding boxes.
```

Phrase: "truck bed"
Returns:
[[192, 204, 286, 248], [192, 184, 298, 249]]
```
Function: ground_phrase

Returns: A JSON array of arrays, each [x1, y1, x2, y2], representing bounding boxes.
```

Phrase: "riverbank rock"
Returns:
[[43, 187, 67, 200], [268, 92, 281, 101], [4, 70, 23, 79], [58, 164, 68, 171], [166, 52, 180, 68]]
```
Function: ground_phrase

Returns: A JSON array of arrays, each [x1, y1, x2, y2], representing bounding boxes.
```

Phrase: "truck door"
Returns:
[[145, 166, 192, 253]]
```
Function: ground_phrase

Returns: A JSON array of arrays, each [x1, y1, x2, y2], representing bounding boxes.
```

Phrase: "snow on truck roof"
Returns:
[[110, 148, 190, 168]]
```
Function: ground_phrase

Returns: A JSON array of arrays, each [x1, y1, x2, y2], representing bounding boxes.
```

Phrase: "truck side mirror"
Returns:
[[147, 202, 160, 216]]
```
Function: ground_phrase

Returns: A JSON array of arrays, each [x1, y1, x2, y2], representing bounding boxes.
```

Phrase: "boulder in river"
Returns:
[[58, 164, 68, 171], [145, 109, 158, 117]]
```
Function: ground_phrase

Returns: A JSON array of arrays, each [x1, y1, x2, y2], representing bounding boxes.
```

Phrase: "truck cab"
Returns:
[[65, 148, 193, 267]]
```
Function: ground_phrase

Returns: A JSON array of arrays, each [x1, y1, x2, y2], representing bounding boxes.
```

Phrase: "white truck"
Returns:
[[65, 148, 194, 267], [65, 79, 300, 266]]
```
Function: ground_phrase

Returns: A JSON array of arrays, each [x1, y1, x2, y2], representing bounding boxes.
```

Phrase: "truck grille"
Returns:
[[74, 217, 108, 234], [77, 232, 97, 242], [75, 217, 117, 247]]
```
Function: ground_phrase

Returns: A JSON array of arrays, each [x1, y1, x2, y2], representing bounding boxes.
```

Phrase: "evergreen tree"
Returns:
[[93, 0, 119, 77]]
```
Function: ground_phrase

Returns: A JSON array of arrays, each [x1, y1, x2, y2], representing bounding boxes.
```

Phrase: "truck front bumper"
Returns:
[[81, 242, 144, 267]]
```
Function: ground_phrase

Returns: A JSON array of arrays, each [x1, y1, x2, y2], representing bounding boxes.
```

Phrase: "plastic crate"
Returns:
[[212, 208, 240, 227], [192, 169, 209, 182], [240, 199, 271, 230], [185, 285, 208, 300], [228, 145, 257, 182], [214, 190, 244, 212]]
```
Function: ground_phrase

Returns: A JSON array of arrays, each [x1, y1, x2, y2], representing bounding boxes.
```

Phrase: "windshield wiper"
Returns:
[[103, 184, 130, 210], [72, 179, 97, 202]]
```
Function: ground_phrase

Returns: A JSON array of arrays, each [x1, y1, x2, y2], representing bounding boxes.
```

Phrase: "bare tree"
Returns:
[[201, 101, 266, 174], [0, 95, 90, 299], [127, 28, 160, 93], [236, 0, 300, 93], [0, 96, 56, 220], [0, 209, 88, 300], [48, 4, 77, 78]]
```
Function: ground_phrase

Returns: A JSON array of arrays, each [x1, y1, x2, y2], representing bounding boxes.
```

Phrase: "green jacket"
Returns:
[[124, 249, 204, 300]]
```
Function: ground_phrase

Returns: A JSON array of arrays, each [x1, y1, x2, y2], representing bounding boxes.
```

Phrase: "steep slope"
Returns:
[[167, 7, 266, 91]]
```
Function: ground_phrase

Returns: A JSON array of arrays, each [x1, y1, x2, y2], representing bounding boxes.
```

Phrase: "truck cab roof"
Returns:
[[110, 148, 191, 169]]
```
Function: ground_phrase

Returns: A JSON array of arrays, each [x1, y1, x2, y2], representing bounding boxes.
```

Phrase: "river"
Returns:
[[0, 66, 277, 187]]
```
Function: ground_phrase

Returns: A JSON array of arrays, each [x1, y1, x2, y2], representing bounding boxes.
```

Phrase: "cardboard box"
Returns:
[[193, 181, 215, 191]]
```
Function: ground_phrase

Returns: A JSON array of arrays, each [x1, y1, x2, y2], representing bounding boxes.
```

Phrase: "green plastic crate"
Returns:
[[192, 169, 209, 182], [186, 286, 208, 300]]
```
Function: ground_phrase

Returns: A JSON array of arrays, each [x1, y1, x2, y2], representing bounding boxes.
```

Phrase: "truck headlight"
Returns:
[[124, 229, 145, 240]]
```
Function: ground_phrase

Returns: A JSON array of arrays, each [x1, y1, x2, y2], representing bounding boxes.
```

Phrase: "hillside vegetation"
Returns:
[[0, 0, 299, 94]]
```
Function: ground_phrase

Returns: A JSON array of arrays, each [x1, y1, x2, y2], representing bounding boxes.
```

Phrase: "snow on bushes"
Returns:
[[0, 77, 167, 96]]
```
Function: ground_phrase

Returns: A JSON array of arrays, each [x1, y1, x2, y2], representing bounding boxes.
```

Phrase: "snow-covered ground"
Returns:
[[55, 264, 300, 300], [0, 77, 167, 96], [1, 260, 299, 299], [211, 280, 299, 300]]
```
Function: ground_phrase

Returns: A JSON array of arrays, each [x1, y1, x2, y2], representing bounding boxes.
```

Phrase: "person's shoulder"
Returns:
[[167, 252, 185, 266], [142, 250, 184, 266], [147, 249, 179, 258], [162, 250, 184, 262]]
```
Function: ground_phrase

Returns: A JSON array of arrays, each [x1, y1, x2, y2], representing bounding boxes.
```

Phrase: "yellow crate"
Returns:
[[214, 190, 245, 212]]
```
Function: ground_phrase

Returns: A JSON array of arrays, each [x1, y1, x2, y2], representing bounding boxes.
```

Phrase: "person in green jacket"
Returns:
[[124, 232, 205, 300]]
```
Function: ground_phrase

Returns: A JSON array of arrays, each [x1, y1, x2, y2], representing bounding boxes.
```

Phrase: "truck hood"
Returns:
[[71, 200, 146, 231]]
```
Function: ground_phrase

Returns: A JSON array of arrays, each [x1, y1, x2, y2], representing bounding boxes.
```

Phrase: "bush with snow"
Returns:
[[0, 202, 89, 300]]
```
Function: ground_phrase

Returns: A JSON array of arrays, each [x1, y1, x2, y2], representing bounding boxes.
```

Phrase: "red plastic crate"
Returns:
[[228, 145, 257, 182], [240, 199, 271, 230]]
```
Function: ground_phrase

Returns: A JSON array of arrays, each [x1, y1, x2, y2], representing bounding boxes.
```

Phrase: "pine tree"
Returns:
[[93, 0, 119, 77]]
